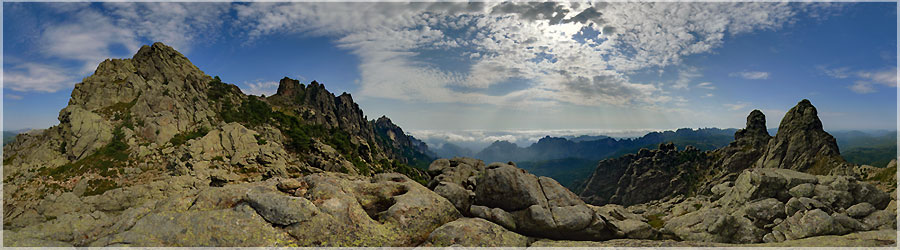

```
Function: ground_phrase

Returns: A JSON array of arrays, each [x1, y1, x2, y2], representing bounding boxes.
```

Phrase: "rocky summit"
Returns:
[[756, 99, 849, 174], [2, 43, 895, 247]]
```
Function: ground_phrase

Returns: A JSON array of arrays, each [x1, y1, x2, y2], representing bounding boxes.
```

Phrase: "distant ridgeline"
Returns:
[[438, 128, 736, 189], [431, 125, 896, 190]]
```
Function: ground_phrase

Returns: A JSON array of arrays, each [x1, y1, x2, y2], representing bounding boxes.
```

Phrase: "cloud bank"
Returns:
[[6, 2, 820, 111]]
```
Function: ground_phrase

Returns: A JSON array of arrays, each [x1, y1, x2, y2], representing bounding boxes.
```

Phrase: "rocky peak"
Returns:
[[57, 42, 221, 159], [743, 110, 768, 136], [132, 42, 190, 65], [778, 99, 824, 132], [733, 109, 771, 148], [275, 77, 304, 97], [756, 99, 844, 174]]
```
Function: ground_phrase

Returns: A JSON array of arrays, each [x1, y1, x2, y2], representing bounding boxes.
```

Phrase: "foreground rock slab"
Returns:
[[529, 229, 896, 247]]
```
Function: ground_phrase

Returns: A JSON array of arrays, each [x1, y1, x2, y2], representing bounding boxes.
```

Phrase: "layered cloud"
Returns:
[[819, 66, 897, 94], [233, 2, 808, 109], [729, 71, 771, 80], [6, 2, 831, 110]]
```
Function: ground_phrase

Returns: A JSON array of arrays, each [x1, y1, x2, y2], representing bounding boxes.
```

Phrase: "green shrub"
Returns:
[[254, 134, 267, 145], [646, 213, 666, 229], [869, 164, 897, 183], [222, 97, 273, 126], [208, 76, 239, 101]]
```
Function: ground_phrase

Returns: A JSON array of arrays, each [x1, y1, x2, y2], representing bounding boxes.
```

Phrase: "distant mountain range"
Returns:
[[430, 127, 897, 188], [435, 128, 737, 163]]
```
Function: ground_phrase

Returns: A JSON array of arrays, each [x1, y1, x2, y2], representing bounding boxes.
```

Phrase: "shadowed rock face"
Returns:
[[756, 99, 846, 174], [578, 143, 709, 207], [734, 109, 771, 148]]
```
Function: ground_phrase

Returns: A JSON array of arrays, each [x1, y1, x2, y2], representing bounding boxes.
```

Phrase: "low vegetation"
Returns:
[[169, 127, 210, 146], [84, 178, 120, 196], [869, 164, 897, 183], [645, 213, 666, 229], [41, 126, 130, 179]]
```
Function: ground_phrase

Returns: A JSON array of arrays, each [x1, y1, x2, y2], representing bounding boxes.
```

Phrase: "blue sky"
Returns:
[[2, 2, 897, 148]]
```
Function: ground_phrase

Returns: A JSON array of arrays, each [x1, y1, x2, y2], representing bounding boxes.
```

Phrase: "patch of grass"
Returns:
[[84, 179, 119, 196], [646, 213, 666, 229], [169, 127, 210, 146], [693, 203, 703, 210], [869, 164, 897, 183], [254, 134, 267, 145], [807, 155, 843, 175], [97, 97, 139, 130], [41, 126, 130, 179], [211, 156, 224, 162], [351, 157, 371, 176], [4, 153, 17, 166], [97, 98, 138, 120]]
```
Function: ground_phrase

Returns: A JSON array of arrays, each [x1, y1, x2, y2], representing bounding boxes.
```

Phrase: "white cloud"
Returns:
[[10, 1, 829, 115], [696, 82, 716, 90], [729, 71, 770, 80], [38, 6, 140, 73], [818, 65, 851, 79], [5, 94, 24, 100], [234, 2, 805, 110], [103, 2, 229, 53], [820, 66, 896, 93], [849, 81, 876, 94], [673, 67, 702, 89], [243, 81, 280, 97], [5, 2, 228, 92], [3, 63, 76, 92], [724, 102, 750, 111], [857, 67, 897, 87], [703, 93, 715, 98]]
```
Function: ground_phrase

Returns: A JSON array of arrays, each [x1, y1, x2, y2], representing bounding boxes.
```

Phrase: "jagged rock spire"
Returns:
[[276, 77, 304, 97], [733, 109, 771, 148], [756, 99, 844, 173]]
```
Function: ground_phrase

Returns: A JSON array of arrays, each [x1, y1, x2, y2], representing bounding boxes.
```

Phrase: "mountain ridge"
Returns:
[[2, 42, 437, 228]]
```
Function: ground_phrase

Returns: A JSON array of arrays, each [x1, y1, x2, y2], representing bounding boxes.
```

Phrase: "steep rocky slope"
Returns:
[[2, 42, 434, 231]]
